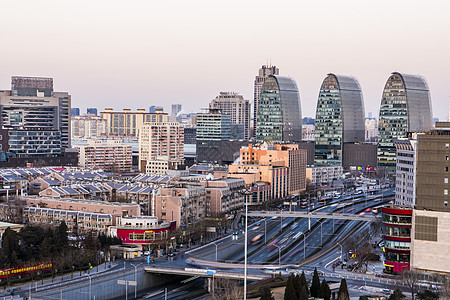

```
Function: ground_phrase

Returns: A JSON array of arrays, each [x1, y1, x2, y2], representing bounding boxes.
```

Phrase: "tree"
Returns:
[[318, 279, 331, 300], [213, 278, 243, 300], [299, 286, 309, 300], [310, 268, 321, 297], [337, 278, 350, 300], [260, 286, 275, 300], [293, 274, 302, 299], [441, 276, 450, 299], [284, 275, 297, 300], [402, 270, 421, 300], [389, 289, 406, 300], [416, 290, 438, 300]]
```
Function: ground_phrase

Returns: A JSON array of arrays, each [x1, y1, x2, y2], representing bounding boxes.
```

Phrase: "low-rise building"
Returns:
[[71, 114, 107, 138], [108, 216, 176, 250], [306, 166, 343, 186]]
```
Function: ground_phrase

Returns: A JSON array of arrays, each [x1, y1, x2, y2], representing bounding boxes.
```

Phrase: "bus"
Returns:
[[318, 196, 332, 204], [250, 234, 264, 245]]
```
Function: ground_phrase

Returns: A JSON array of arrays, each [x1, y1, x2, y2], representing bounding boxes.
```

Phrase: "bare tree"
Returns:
[[402, 270, 421, 300], [211, 278, 244, 300], [441, 276, 450, 299]]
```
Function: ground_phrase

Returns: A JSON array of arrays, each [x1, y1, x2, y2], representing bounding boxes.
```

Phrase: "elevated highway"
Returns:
[[246, 210, 379, 221], [144, 266, 268, 281]]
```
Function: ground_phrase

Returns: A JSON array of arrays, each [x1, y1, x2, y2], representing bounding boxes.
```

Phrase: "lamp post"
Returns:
[[274, 244, 282, 265], [130, 263, 142, 299], [262, 218, 267, 244], [86, 273, 92, 300], [242, 188, 252, 300], [212, 241, 223, 262], [337, 242, 343, 260]]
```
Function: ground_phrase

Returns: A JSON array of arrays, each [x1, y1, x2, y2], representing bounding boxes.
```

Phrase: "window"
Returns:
[[445, 190, 449, 196], [447, 156, 449, 161], [445, 178, 448, 184], [446, 143, 449, 149]]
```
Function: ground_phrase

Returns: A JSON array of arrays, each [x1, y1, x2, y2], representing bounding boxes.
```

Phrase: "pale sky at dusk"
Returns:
[[1, 0, 449, 120]]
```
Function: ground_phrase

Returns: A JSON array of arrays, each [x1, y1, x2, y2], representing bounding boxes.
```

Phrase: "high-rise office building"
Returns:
[[71, 108, 80, 116], [101, 109, 168, 137], [139, 122, 184, 172], [378, 72, 433, 173], [256, 75, 302, 143], [209, 92, 250, 140], [86, 108, 97, 116], [394, 135, 418, 207], [0, 76, 71, 155], [196, 109, 231, 141], [253, 65, 279, 138], [314, 74, 365, 166], [171, 104, 182, 116]]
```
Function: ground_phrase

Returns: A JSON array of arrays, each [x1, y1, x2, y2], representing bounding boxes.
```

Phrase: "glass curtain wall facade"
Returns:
[[378, 72, 432, 173], [314, 74, 365, 166], [256, 75, 302, 143]]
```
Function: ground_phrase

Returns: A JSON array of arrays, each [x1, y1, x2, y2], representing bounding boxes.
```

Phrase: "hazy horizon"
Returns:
[[1, 0, 449, 120]]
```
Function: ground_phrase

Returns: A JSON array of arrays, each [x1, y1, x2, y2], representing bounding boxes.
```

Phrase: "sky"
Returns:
[[0, 0, 449, 120]]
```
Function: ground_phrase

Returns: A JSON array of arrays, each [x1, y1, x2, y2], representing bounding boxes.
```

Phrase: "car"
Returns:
[[233, 231, 239, 235], [144, 251, 150, 256]]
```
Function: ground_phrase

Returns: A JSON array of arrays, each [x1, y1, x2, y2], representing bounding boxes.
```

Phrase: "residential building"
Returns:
[[378, 72, 433, 173], [196, 109, 231, 141], [365, 117, 378, 143], [86, 108, 97, 116], [156, 184, 206, 226], [71, 108, 80, 116], [209, 92, 251, 140], [75, 140, 132, 173], [24, 206, 113, 233], [145, 156, 184, 175], [314, 74, 365, 166], [253, 65, 279, 137], [71, 114, 107, 138], [239, 143, 307, 195], [201, 178, 246, 216], [256, 75, 302, 143], [139, 122, 184, 172], [100, 108, 168, 137], [411, 122, 450, 274]]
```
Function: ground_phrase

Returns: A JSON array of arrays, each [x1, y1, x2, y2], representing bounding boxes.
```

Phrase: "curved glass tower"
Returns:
[[378, 72, 433, 172], [314, 73, 365, 166], [256, 75, 302, 142]]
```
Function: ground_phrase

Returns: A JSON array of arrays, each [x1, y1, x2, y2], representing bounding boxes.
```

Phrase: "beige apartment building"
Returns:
[[75, 140, 132, 173], [139, 122, 184, 172], [100, 108, 168, 137]]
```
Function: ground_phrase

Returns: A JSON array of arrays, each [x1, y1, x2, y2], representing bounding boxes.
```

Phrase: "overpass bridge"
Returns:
[[144, 266, 268, 281], [246, 211, 379, 221]]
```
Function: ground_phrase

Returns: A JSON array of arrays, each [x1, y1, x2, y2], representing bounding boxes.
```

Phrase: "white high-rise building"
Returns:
[[253, 65, 279, 138], [209, 92, 250, 140], [365, 118, 378, 143], [394, 135, 419, 207], [71, 115, 107, 138]]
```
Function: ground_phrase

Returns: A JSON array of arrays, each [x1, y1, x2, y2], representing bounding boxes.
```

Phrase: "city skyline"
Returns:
[[0, 1, 449, 120]]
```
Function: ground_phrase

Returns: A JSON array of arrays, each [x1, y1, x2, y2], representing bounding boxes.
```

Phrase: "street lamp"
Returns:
[[242, 188, 252, 300], [274, 244, 282, 265], [130, 263, 142, 299], [337, 242, 343, 260], [212, 241, 224, 262], [86, 273, 92, 300]]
